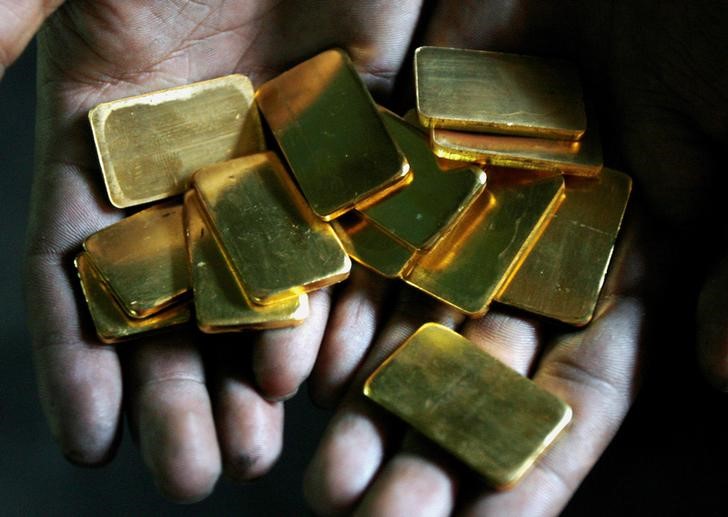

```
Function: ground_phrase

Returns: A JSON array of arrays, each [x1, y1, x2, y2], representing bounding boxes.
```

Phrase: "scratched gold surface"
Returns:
[[183, 190, 309, 332], [83, 202, 190, 318], [405, 169, 565, 316], [193, 152, 350, 305], [497, 168, 632, 325], [415, 47, 586, 140], [89, 74, 264, 208], [75, 253, 191, 344], [256, 49, 410, 220], [364, 323, 572, 488], [333, 213, 416, 278], [360, 110, 487, 250], [431, 122, 603, 177]]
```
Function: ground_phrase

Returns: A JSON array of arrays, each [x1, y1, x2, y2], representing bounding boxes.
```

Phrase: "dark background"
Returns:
[[1, 43, 725, 516]]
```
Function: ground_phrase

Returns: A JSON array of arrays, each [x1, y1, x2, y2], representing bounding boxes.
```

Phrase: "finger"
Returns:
[[304, 288, 464, 515], [252, 288, 332, 401], [461, 308, 543, 376], [124, 334, 221, 503], [352, 432, 458, 517], [27, 29, 126, 465], [697, 254, 728, 390], [207, 341, 284, 482], [462, 228, 645, 516], [310, 266, 392, 408]]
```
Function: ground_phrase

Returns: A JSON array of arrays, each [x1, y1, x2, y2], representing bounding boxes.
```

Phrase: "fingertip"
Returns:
[[153, 464, 220, 504], [304, 410, 390, 516]]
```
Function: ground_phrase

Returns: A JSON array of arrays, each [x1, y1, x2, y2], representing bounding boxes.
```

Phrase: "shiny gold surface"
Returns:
[[415, 47, 586, 140], [432, 123, 603, 177], [360, 110, 487, 250], [89, 75, 264, 208], [405, 169, 565, 316], [183, 191, 309, 332], [364, 323, 572, 488], [83, 202, 190, 318], [497, 169, 632, 325], [256, 49, 410, 220], [193, 152, 351, 305], [333, 213, 416, 278], [75, 253, 191, 344]]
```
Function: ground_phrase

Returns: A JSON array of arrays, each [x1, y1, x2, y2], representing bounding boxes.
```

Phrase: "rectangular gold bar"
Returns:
[[431, 123, 603, 177], [193, 152, 351, 305], [405, 169, 565, 316], [359, 110, 487, 250], [75, 253, 191, 344], [333, 213, 416, 279], [183, 190, 309, 332], [415, 46, 586, 140], [83, 202, 190, 318], [89, 74, 264, 208], [364, 323, 572, 489], [497, 169, 632, 325], [256, 49, 410, 220]]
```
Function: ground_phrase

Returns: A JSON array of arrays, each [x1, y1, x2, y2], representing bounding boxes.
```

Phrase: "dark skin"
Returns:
[[2, 0, 725, 514]]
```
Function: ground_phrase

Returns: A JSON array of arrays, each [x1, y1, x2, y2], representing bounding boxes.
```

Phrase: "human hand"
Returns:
[[23, 0, 425, 502], [304, 0, 727, 514]]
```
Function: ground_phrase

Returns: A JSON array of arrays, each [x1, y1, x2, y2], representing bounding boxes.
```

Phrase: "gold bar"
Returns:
[[405, 169, 565, 316], [75, 253, 191, 344], [415, 47, 586, 140], [256, 49, 410, 220], [333, 213, 416, 279], [193, 152, 351, 305], [89, 74, 264, 208], [183, 190, 309, 332], [497, 169, 632, 325], [432, 123, 603, 177], [364, 323, 572, 489], [83, 202, 190, 318], [360, 110, 487, 250]]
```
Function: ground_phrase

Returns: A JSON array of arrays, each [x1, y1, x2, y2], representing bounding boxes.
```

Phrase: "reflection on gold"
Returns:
[[256, 49, 410, 220], [431, 123, 603, 177], [83, 202, 190, 318], [333, 213, 416, 279], [89, 75, 264, 208], [415, 47, 586, 140], [193, 152, 350, 305], [405, 169, 565, 316], [183, 190, 309, 332], [75, 253, 191, 344], [364, 323, 572, 489], [360, 110, 487, 250], [497, 168, 632, 325]]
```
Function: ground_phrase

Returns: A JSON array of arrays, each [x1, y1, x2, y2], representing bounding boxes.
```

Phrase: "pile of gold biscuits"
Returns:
[[76, 47, 631, 489]]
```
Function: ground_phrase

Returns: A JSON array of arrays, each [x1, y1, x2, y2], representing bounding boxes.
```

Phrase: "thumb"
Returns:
[[0, 0, 64, 79]]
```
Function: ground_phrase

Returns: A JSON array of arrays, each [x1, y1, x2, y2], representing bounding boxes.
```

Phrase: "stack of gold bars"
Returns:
[[76, 46, 631, 489]]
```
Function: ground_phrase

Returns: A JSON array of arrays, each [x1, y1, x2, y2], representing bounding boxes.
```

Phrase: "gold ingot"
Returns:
[[89, 75, 264, 208], [431, 123, 603, 177], [415, 46, 587, 140], [360, 110, 487, 250], [75, 253, 191, 344], [256, 49, 410, 220], [364, 323, 572, 489], [405, 169, 565, 316], [183, 190, 309, 332], [333, 213, 416, 279], [83, 202, 189, 318], [497, 169, 632, 325], [193, 152, 351, 305]]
